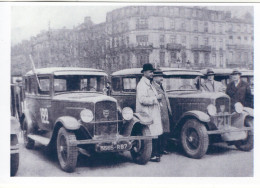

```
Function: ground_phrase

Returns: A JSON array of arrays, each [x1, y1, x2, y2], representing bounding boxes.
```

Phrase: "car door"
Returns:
[[35, 75, 52, 131]]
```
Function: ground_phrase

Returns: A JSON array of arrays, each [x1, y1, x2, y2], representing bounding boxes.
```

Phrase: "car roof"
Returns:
[[201, 68, 253, 77], [25, 67, 107, 76], [112, 67, 203, 76]]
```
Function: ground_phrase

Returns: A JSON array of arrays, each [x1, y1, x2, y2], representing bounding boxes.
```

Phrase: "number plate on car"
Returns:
[[96, 141, 131, 152]]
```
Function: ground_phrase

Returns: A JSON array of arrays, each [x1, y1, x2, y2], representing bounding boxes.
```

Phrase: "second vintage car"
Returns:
[[111, 68, 254, 159], [20, 67, 156, 172]]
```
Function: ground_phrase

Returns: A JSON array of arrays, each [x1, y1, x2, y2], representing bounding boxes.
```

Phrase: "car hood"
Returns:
[[167, 91, 229, 99], [53, 92, 117, 103]]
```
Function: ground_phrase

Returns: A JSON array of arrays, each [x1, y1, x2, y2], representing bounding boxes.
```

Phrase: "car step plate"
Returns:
[[27, 134, 50, 146]]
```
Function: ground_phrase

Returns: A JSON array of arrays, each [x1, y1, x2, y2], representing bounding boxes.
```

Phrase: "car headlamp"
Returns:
[[234, 102, 244, 113], [122, 107, 134, 120], [80, 109, 94, 123], [207, 104, 217, 116]]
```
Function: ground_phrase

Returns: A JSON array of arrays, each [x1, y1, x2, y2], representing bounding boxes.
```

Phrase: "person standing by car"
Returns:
[[226, 69, 251, 109], [152, 69, 172, 155], [136, 63, 163, 162], [201, 68, 226, 92]]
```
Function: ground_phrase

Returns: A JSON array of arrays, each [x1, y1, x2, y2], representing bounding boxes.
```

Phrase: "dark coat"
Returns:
[[152, 82, 171, 133], [226, 80, 251, 108]]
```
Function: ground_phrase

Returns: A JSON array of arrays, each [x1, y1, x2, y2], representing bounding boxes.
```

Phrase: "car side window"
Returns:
[[38, 77, 50, 95], [112, 77, 121, 92], [28, 77, 36, 94], [123, 77, 136, 92]]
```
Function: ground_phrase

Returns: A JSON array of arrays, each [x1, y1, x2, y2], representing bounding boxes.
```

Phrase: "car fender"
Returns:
[[55, 116, 81, 130], [180, 110, 210, 123], [22, 108, 35, 130], [11, 117, 21, 134], [243, 107, 253, 117], [120, 112, 153, 136]]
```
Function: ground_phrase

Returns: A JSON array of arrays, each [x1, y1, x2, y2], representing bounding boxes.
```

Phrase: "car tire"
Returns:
[[181, 119, 209, 159], [57, 127, 78, 172], [23, 120, 35, 149], [235, 117, 253, 151], [130, 126, 152, 165], [11, 153, 19, 176]]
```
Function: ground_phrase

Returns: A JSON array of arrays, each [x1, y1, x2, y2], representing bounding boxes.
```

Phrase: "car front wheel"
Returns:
[[130, 126, 152, 165], [235, 117, 253, 151], [11, 135, 19, 176], [57, 127, 78, 172], [181, 119, 209, 159]]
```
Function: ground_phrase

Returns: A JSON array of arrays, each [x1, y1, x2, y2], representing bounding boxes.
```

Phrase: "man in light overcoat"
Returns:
[[136, 63, 163, 162], [201, 69, 226, 92]]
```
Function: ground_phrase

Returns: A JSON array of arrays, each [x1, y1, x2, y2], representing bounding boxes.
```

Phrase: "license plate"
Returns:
[[96, 141, 131, 152], [217, 116, 229, 127]]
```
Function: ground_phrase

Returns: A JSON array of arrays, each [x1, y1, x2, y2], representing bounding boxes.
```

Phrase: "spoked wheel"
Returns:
[[57, 127, 78, 172], [130, 126, 152, 165], [181, 119, 209, 159], [22, 120, 35, 149]]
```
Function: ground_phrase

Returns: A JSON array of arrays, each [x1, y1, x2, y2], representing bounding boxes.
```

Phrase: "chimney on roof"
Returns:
[[84, 16, 92, 24]]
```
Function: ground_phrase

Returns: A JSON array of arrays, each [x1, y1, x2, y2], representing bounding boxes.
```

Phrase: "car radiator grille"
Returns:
[[215, 97, 230, 114], [94, 101, 117, 136]]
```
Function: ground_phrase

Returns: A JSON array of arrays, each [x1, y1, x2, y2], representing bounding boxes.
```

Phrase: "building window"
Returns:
[[170, 20, 175, 30], [212, 54, 216, 65], [170, 51, 177, 63], [160, 51, 165, 65], [136, 18, 148, 29], [228, 24, 233, 32], [181, 36, 186, 43], [237, 36, 241, 44], [170, 35, 176, 43], [220, 54, 224, 66], [229, 52, 233, 62], [126, 36, 129, 45], [219, 24, 223, 34], [251, 36, 254, 41], [159, 17, 164, 29], [193, 36, 199, 46], [205, 53, 210, 64], [237, 24, 241, 32], [194, 52, 199, 65], [204, 37, 209, 45], [204, 22, 208, 32], [136, 35, 148, 43], [219, 39, 223, 49], [160, 35, 165, 43], [193, 21, 198, 32], [136, 53, 149, 66], [244, 36, 248, 40], [181, 22, 186, 31]]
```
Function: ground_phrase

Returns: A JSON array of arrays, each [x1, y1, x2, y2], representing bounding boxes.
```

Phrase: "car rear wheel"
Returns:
[[57, 127, 78, 172], [181, 119, 209, 159], [235, 117, 253, 151], [130, 126, 152, 165], [23, 120, 35, 149]]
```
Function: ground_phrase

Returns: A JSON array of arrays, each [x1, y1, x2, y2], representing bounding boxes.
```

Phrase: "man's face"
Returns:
[[233, 73, 240, 81], [153, 76, 163, 84], [207, 75, 214, 81], [143, 70, 154, 80]]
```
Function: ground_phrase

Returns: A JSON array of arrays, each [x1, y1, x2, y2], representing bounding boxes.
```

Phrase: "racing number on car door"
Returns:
[[40, 108, 49, 124]]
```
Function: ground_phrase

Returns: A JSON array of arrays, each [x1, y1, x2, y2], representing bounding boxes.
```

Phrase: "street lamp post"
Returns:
[[177, 57, 180, 68]]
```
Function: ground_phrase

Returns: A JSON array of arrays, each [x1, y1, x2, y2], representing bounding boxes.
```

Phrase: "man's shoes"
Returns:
[[150, 156, 160, 162], [161, 150, 169, 155]]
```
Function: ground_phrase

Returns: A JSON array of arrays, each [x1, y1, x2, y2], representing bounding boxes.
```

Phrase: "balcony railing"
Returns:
[[167, 43, 182, 51], [191, 45, 211, 52], [131, 42, 153, 49], [227, 44, 253, 50]]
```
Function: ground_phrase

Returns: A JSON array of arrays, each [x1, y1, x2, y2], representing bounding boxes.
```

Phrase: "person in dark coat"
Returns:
[[226, 69, 251, 110], [152, 69, 172, 155]]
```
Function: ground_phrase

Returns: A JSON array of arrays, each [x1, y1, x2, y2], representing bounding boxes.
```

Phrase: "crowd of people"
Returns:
[[136, 63, 253, 162]]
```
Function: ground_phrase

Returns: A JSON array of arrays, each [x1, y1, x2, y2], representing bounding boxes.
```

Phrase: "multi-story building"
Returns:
[[11, 6, 253, 76]]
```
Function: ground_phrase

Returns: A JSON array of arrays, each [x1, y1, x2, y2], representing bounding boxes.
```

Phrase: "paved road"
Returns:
[[15, 137, 253, 177]]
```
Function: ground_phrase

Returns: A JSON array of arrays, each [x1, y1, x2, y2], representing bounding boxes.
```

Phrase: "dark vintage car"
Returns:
[[20, 67, 155, 172], [10, 83, 22, 176], [201, 68, 254, 108], [111, 68, 254, 159]]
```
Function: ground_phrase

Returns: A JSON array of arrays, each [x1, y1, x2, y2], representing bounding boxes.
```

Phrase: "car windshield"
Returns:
[[54, 75, 105, 94], [164, 75, 200, 91]]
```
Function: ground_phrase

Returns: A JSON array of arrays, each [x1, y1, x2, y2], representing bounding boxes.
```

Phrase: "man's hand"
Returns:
[[157, 94, 163, 101]]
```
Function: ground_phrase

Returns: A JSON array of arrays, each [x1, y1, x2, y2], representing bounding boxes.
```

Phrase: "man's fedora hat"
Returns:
[[141, 63, 156, 73], [153, 69, 164, 77], [206, 68, 215, 76], [231, 69, 242, 75]]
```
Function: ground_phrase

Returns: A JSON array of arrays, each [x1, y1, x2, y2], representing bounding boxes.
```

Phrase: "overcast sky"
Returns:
[[11, 5, 253, 46]]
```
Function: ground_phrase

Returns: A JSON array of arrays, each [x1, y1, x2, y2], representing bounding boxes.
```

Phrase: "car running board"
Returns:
[[27, 134, 50, 146]]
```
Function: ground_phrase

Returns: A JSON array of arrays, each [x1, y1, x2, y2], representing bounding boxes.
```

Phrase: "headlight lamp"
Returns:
[[207, 104, 217, 116], [234, 102, 244, 113], [80, 109, 94, 123], [122, 107, 134, 120]]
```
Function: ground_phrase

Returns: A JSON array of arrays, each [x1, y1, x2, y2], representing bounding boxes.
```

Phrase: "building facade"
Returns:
[[11, 6, 254, 76]]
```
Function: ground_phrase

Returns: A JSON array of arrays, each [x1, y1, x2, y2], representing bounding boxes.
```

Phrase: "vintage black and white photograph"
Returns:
[[8, 3, 254, 178]]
